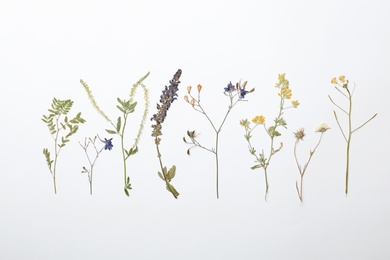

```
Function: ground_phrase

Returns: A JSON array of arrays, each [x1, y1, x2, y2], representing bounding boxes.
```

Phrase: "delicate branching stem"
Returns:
[[184, 81, 253, 199], [329, 76, 377, 195], [294, 128, 327, 202]]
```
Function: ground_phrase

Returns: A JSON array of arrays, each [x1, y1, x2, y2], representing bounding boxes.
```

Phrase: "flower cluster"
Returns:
[[151, 69, 182, 143]]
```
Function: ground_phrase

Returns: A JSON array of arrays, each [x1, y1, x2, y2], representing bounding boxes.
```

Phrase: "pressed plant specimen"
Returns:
[[293, 123, 330, 202], [329, 76, 377, 195], [240, 73, 299, 200], [184, 80, 254, 199], [79, 135, 113, 194], [151, 69, 182, 199], [80, 73, 150, 196], [42, 98, 86, 194]]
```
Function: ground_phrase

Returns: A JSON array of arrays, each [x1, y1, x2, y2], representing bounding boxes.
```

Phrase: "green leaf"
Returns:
[[106, 129, 117, 134], [183, 137, 187, 143], [129, 146, 138, 155], [124, 188, 129, 197], [166, 165, 176, 181], [187, 148, 190, 155], [116, 105, 125, 113], [116, 117, 121, 133], [158, 171, 164, 180], [251, 164, 261, 170]]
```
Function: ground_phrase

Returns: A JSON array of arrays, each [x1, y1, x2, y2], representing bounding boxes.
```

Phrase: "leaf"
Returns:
[[187, 148, 190, 155], [183, 137, 187, 143], [105, 129, 117, 134], [116, 117, 121, 133], [158, 171, 164, 180], [251, 164, 261, 170], [116, 105, 125, 113], [166, 165, 176, 181], [124, 188, 129, 197], [129, 146, 138, 155]]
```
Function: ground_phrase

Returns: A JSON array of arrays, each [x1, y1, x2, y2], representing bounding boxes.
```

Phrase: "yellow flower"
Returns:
[[187, 86, 192, 93], [252, 115, 265, 124], [279, 87, 292, 99], [338, 75, 346, 83], [184, 95, 189, 103], [197, 84, 202, 92], [190, 99, 195, 107], [291, 100, 300, 108], [331, 77, 337, 84]]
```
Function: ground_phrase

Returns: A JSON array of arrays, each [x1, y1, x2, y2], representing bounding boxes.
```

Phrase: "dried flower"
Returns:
[[294, 128, 305, 141], [151, 69, 182, 199], [315, 123, 330, 133]]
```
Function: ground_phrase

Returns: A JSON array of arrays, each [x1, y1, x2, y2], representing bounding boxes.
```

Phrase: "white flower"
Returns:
[[315, 123, 331, 133]]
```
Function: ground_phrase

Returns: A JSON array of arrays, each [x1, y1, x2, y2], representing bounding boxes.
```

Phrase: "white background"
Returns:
[[1, 0, 389, 259]]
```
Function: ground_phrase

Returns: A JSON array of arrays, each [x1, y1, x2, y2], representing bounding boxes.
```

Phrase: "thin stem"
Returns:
[[345, 89, 352, 195], [121, 114, 128, 188]]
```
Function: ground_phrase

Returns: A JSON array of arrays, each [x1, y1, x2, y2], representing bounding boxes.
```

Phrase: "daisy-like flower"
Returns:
[[294, 128, 305, 141], [315, 123, 330, 133]]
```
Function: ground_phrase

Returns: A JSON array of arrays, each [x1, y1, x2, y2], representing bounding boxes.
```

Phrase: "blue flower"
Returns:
[[238, 81, 254, 99], [224, 81, 235, 93], [102, 138, 113, 150]]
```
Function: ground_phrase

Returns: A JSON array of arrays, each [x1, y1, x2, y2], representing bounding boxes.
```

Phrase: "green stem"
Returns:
[[345, 89, 352, 195], [155, 138, 177, 199], [121, 114, 128, 192]]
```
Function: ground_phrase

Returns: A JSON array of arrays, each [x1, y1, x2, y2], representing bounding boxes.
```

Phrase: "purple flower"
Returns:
[[151, 69, 182, 138], [224, 81, 235, 93], [102, 138, 113, 150], [238, 81, 254, 99]]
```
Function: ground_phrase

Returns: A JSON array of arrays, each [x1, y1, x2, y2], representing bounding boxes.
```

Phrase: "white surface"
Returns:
[[1, 0, 389, 259]]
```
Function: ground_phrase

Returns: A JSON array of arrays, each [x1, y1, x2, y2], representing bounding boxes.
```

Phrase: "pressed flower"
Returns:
[[315, 123, 331, 133], [187, 86, 192, 93], [291, 100, 300, 108], [329, 75, 377, 195], [102, 138, 113, 150], [239, 82, 254, 99], [294, 128, 305, 141], [152, 69, 182, 199], [185, 79, 253, 199], [294, 124, 329, 202], [241, 73, 297, 200], [224, 81, 235, 93], [184, 95, 189, 103], [252, 115, 265, 124]]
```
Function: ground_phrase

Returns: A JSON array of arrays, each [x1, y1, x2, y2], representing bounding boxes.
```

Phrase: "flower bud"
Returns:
[[187, 86, 192, 93], [197, 84, 202, 92]]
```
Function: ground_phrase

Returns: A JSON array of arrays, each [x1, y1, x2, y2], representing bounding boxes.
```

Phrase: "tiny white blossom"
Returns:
[[315, 123, 330, 133]]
